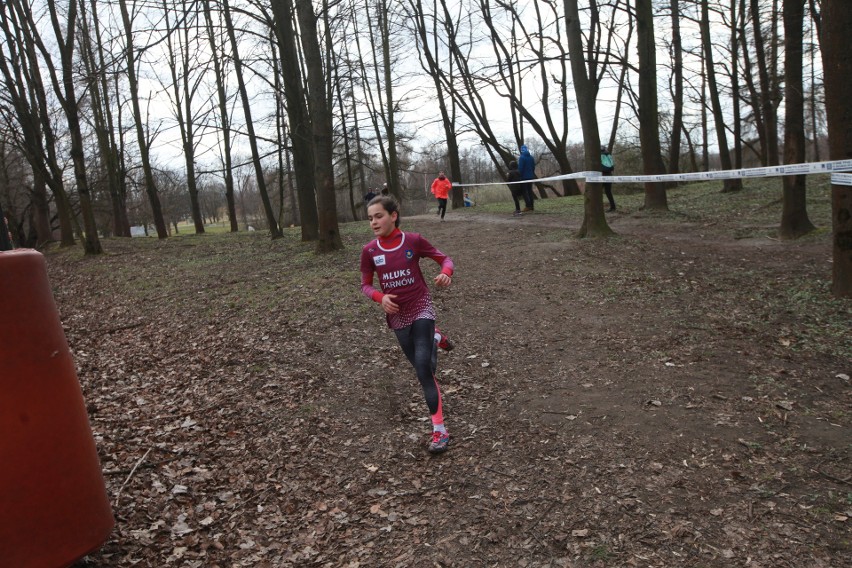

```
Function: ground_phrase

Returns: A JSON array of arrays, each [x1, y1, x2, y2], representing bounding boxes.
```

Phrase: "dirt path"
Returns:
[[58, 208, 850, 567]]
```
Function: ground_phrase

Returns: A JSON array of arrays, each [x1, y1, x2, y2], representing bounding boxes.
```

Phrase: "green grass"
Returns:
[[464, 175, 833, 233]]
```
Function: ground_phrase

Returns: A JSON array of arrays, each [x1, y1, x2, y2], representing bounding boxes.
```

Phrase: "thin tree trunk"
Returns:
[[164, 0, 204, 234], [222, 0, 281, 238], [202, 0, 238, 232], [118, 0, 168, 239], [751, 0, 779, 165], [45, 0, 101, 253], [700, 0, 741, 192], [668, 0, 683, 175], [730, 0, 742, 169]]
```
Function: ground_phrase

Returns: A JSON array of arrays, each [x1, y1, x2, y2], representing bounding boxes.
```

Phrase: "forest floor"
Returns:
[[50, 180, 850, 567]]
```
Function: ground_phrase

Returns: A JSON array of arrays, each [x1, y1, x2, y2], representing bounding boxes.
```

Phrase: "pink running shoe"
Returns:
[[435, 328, 454, 352], [429, 431, 451, 453]]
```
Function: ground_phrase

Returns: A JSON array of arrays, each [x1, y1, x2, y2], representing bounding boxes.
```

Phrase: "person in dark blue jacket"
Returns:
[[517, 145, 536, 211]]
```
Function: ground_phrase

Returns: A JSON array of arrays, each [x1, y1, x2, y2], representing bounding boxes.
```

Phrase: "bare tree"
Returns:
[[44, 0, 102, 253], [0, 0, 76, 246], [294, 0, 342, 252], [118, 0, 168, 238], [79, 0, 131, 238], [162, 0, 207, 234], [269, 0, 320, 241], [565, 0, 613, 238], [222, 0, 281, 238], [663, 0, 684, 175], [750, 0, 781, 165], [635, 0, 668, 209], [779, 0, 814, 238], [408, 0, 463, 208], [699, 0, 741, 192], [202, 0, 238, 232]]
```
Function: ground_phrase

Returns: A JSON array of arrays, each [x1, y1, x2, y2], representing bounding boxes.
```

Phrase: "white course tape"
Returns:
[[453, 159, 852, 188], [831, 173, 852, 187]]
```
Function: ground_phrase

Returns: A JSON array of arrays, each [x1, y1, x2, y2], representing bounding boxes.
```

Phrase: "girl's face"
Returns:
[[367, 203, 398, 238]]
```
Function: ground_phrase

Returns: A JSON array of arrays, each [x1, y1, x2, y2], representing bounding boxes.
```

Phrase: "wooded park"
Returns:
[[0, 1, 850, 565], [0, 0, 850, 294], [44, 180, 850, 566]]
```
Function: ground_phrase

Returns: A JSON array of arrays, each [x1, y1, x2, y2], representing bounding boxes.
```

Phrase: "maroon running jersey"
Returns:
[[360, 231, 454, 329]]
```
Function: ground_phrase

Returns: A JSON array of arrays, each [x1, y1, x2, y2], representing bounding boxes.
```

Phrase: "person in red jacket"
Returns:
[[361, 194, 455, 453], [430, 170, 452, 221]]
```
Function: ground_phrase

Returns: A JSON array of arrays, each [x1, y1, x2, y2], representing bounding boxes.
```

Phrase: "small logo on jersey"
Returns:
[[405, 249, 414, 260], [374, 254, 386, 266]]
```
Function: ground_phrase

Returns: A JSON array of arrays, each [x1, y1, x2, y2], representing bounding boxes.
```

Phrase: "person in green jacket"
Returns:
[[601, 145, 616, 212]]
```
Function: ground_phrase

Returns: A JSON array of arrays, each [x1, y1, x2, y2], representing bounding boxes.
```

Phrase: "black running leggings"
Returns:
[[393, 318, 440, 415], [437, 198, 447, 219]]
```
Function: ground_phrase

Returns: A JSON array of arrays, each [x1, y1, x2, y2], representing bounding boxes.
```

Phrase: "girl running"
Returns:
[[360, 194, 455, 453]]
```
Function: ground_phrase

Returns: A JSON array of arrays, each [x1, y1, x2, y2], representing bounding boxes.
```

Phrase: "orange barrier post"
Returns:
[[0, 250, 113, 567]]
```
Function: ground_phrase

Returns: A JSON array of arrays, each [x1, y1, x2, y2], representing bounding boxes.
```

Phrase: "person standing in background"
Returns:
[[600, 145, 616, 212], [430, 171, 452, 221], [506, 160, 524, 217], [517, 145, 536, 212]]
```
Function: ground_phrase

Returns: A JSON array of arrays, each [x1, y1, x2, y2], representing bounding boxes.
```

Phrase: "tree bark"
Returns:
[[118, 0, 168, 239], [202, 0, 238, 233], [751, 0, 780, 165], [822, 0, 852, 297], [699, 0, 741, 192], [269, 0, 320, 241], [222, 0, 281, 238], [565, 0, 613, 238], [46, 0, 102, 253], [635, 0, 668, 209], [294, 0, 342, 253], [779, 0, 814, 239]]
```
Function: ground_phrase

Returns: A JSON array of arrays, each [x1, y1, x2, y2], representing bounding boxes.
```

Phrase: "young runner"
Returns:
[[360, 194, 455, 453], [430, 171, 452, 220]]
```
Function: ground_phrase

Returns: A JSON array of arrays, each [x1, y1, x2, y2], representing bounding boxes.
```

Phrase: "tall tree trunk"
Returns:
[[751, 0, 780, 165], [164, 0, 204, 234], [700, 0, 741, 192], [202, 0, 238, 233], [269, 0, 320, 241], [635, 0, 668, 209], [118, 0, 168, 238], [565, 0, 613, 238], [822, 0, 852, 297], [294, 0, 342, 253], [377, 0, 402, 200], [222, 0, 281, 238], [730, 0, 743, 169], [0, 1, 73, 246], [779, 0, 814, 239], [668, 0, 683, 175], [79, 0, 130, 237]]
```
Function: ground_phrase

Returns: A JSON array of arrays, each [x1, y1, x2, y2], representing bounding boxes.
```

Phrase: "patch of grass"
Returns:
[[588, 544, 612, 561], [470, 175, 833, 230]]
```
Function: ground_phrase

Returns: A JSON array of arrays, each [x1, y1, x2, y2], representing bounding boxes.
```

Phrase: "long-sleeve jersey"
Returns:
[[430, 177, 452, 199], [360, 229, 454, 329]]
